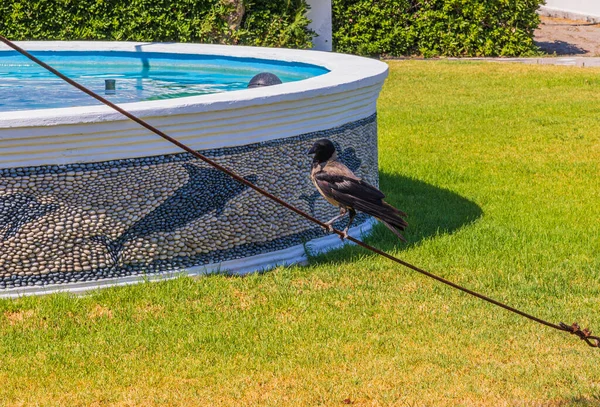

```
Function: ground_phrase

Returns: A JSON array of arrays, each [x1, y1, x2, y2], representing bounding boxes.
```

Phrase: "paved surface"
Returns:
[[484, 15, 600, 68], [535, 15, 600, 56]]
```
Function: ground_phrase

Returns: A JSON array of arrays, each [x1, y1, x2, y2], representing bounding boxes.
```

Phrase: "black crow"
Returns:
[[300, 142, 363, 215], [308, 139, 407, 241]]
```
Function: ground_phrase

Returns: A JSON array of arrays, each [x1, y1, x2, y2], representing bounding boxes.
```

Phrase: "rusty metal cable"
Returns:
[[1, 35, 597, 348]]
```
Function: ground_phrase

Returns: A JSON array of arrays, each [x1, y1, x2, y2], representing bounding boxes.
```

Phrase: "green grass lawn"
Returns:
[[1, 61, 599, 406]]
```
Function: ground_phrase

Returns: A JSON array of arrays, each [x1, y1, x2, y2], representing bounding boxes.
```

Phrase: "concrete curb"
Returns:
[[448, 57, 600, 68], [0, 218, 377, 299], [386, 56, 600, 68]]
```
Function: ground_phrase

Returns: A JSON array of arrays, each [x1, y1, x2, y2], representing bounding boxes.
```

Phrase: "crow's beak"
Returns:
[[307, 146, 316, 155]]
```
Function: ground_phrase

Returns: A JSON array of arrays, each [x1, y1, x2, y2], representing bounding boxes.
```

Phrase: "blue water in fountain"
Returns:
[[0, 51, 330, 112]]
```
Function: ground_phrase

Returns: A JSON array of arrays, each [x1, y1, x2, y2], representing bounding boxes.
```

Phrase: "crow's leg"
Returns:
[[323, 207, 347, 232], [340, 208, 356, 240]]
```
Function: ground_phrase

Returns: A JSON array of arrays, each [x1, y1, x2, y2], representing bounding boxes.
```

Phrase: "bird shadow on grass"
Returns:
[[305, 171, 483, 266]]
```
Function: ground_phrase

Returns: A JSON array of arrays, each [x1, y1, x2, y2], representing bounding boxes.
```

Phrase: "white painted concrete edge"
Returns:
[[0, 42, 388, 127], [0, 218, 377, 299]]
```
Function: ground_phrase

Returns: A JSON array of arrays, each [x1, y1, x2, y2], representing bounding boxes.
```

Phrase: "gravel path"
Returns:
[[535, 15, 600, 56]]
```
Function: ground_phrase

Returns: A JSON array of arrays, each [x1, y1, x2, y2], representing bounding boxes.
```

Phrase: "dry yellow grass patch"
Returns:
[[231, 287, 257, 310], [132, 302, 164, 321], [4, 309, 35, 325], [88, 304, 113, 319], [292, 275, 335, 291]]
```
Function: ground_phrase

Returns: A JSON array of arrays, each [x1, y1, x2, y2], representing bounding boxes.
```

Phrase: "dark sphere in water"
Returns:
[[247, 72, 283, 89]]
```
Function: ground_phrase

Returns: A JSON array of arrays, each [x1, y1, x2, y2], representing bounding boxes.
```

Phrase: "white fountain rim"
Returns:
[[0, 42, 388, 127]]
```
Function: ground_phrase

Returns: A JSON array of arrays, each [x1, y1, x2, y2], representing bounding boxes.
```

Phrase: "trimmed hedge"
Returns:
[[0, 0, 544, 56], [332, 0, 544, 57], [0, 0, 313, 49]]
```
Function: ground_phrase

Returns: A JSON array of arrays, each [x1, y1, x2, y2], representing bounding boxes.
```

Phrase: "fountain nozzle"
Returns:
[[105, 79, 116, 94]]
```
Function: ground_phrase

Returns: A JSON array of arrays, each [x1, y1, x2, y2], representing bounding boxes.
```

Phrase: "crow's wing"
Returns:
[[314, 171, 407, 232], [314, 172, 385, 207]]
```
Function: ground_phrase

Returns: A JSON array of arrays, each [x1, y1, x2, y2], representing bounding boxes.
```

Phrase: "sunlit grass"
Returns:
[[1, 61, 599, 406]]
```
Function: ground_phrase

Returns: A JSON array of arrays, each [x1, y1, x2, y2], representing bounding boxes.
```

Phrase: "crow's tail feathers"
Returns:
[[381, 220, 407, 242], [379, 202, 408, 242], [351, 199, 408, 242]]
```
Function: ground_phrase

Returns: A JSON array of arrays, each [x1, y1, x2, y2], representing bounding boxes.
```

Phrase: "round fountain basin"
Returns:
[[0, 42, 388, 297], [0, 51, 329, 111]]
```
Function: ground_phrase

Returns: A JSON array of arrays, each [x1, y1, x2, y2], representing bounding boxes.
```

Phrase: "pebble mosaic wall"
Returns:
[[0, 114, 378, 291]]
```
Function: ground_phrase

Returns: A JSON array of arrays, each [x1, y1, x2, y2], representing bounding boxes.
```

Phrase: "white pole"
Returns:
[[306, 0, 332, 51]]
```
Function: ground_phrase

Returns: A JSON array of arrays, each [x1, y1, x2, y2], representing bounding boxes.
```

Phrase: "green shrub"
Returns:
[[0, 0, 313, 49], [332, 0, 544, 57]]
